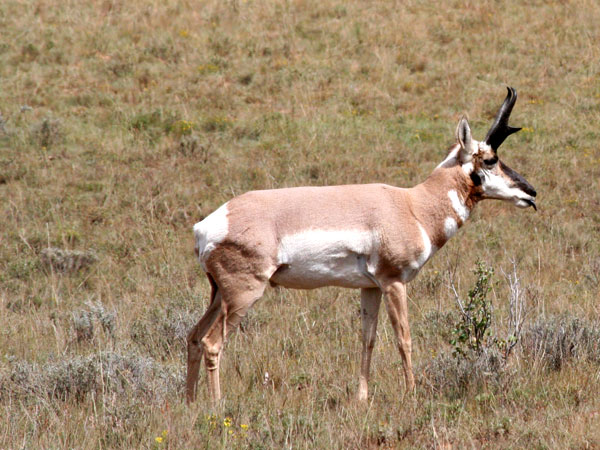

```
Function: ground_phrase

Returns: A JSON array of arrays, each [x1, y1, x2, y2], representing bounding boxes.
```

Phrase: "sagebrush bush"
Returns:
[[72, 301, 116, 343], [421, 262, 509, 398], [1, 352, 183, 403], [32, 117, 62, 149], [130, 302, 197, 359], [521, 315, 600, 370], [40, 247, 98, 274], [419, 350, 505, 398]]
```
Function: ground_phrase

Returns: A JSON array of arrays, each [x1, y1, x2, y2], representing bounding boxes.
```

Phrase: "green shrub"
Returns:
[[450, 261, 495, 358]]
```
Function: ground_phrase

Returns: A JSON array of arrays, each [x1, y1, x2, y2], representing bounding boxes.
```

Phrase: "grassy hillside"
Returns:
[[1, 0, 599, 447]]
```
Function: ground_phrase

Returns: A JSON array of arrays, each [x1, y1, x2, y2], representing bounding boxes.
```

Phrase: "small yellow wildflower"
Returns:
[[223, 417, 232, 427], [198, 64, 219, 74], [155, 436, 163, 444], [240, 424, 249, 430]]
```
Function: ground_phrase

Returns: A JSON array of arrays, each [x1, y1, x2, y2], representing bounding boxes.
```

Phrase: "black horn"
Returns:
[[485, 86, 521, 151]]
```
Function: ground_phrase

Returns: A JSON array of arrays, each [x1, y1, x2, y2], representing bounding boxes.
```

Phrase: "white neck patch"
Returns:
[[410, 223, 435, 270], [448, 190, 470, 222], [461, 161, 474, 175], [444, 217, 458, 239]]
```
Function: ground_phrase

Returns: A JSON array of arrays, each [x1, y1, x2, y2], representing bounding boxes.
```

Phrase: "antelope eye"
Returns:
[[483, 156, 498, 166]]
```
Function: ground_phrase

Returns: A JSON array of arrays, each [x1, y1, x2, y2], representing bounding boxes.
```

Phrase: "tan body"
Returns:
[[186, 88, 537, 405]]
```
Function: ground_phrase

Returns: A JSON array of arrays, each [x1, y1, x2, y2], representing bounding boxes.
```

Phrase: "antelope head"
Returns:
[[456, 87, 537, 210]]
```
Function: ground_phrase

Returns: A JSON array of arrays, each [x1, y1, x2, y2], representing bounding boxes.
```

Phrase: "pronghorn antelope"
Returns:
[[187, 87, 537, 404]]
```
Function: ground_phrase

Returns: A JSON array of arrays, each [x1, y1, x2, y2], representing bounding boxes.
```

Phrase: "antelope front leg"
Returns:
[[383, 281, 415, 394], [357, 287, 382, 401]]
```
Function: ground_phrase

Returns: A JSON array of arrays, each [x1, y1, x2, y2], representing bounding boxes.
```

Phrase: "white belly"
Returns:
[[271, 229, 379, 289]]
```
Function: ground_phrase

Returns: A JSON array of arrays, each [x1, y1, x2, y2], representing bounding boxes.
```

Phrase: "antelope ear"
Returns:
[[456, 116, 475, 161]]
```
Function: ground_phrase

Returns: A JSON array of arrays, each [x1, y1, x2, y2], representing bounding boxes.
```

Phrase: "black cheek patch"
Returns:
[[470, 172, 482, 186], [483, 156, 498, 166]]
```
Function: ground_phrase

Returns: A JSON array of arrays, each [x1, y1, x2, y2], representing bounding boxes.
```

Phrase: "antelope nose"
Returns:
[[520, 182, 536, 198]]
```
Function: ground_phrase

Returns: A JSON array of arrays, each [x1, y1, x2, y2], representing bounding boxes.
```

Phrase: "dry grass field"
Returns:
[[1, 0, 600, 447]]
